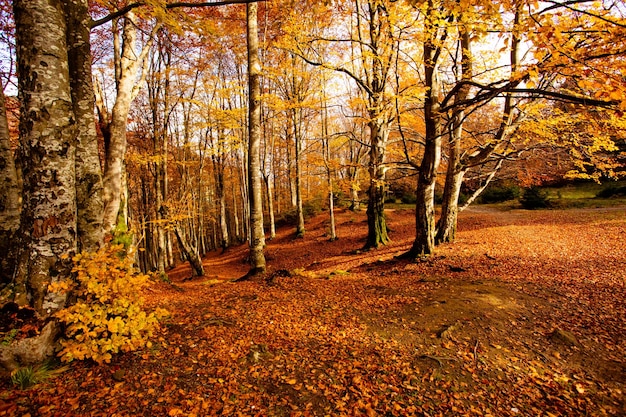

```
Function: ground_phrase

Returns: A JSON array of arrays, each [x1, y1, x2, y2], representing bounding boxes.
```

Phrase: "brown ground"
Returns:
[[1, 206, 625, 416]]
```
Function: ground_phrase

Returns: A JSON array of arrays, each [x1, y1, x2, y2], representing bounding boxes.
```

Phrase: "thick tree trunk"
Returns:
[[435, 27, 472, 245], [407, 33, 442, 259], [246, 2, 266, 276], [364, 119, 389, 249], [12, 0, 77, 315], [410, 136, 441, 258], [64, 0, 104, 252], [436, 164, 464, 244], [0, 92, 21, 284]]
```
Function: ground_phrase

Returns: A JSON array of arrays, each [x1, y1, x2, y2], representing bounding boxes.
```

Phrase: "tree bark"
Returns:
[[407, 11, 443, 259], [246, 2, 266, 276], [102, 12, 157, 232], [64, 0, 104, 252], [294, 109, 305, 238], [364, 118, 390, 249], [12, 0, 77, 315], [435, 27, 471, 245], [173, 224, 204, 277], [0, 92, 21, 284]]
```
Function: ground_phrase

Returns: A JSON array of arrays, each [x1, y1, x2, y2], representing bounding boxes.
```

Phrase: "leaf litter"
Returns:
[[1, 206, 624, 416]]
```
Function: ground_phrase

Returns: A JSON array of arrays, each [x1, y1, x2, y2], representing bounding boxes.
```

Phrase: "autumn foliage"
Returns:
[[53, 245, 167, 364]]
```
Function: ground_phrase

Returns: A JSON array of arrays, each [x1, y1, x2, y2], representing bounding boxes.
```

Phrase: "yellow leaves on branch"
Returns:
[[55, 244, 168, 364]]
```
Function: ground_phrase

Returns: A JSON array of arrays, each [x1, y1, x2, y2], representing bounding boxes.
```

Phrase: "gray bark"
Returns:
[[246, 2, 266, 276], [12, 0, 78, 315], [408, 5, 443, 258], [0, 92, 21, 283], [102, 12, 157, 232], [64, 0, 104, 252]]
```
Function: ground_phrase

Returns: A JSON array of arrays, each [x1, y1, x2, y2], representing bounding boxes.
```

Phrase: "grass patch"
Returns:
[[11, 361, 68, 389]]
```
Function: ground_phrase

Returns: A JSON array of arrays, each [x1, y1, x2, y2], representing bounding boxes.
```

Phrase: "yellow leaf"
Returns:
[[286, 378, 297, 385]]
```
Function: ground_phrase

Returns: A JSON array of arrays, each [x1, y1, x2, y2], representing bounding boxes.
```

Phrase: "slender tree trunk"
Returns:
[[217, 169, 230, 250], [246, 2, 266, 276], [321, 86, 336, 241], [12, 0, 77, 315], [294, 110, 305, 237], [173, 224, 204, 277], [102, 12, 157, 232], [0, 92, 21, 283], [264, 174, 276, 240]]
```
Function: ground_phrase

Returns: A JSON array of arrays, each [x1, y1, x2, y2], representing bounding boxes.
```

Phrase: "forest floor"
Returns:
[[1, 205, 625, 416]]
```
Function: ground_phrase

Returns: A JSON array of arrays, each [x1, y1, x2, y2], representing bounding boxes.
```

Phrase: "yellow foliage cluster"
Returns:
[[54, 245, 168, 364]]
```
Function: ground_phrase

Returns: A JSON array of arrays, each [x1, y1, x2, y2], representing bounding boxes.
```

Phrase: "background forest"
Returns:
[[0, 1, 625, 415], [0, 0, 625, 355]]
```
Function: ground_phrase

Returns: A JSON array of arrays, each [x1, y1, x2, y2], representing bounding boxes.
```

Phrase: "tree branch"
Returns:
[[91, 0, 266, 28]]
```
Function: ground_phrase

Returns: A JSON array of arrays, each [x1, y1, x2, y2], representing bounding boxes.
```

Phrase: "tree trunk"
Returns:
[[246, 2, 266, 276], [12, 0, 77, 315], [294, 110, 305, 238], [173, 224, 204, 277], [0, 92, 21, 284], [364, 118, 389, 249], [264, 174, 276, 240], [435, 26, 472, 245], [102, 12, 157, 232], [64, 0, 104, 252]]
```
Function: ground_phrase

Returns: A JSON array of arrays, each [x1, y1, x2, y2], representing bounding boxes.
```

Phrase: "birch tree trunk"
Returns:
[[12, 0, 77, 315], [246, 2, 266, 276], [102, 12, 157, 232]]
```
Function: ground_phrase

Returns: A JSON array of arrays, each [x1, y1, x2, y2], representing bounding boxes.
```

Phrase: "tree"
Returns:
[[11, 0, 79, 315], [289, 0, 403, 249], [0, 89, 20, 284], [246, 1, 266, 276]]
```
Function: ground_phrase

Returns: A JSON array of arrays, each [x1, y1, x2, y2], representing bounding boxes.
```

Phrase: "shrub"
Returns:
[[520, 186, 551, 209], [478, 184, 521, 204], [596, 185, 626, 198], [53, 245, 167, 364]]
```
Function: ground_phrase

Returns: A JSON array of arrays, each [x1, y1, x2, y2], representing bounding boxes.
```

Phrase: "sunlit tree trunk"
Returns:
[[101, 12, 158, 232], [436, 27, 471, 245], [246, 1, 266, 276], [12, 0, 77, 315], [365, 116, 390, 248], [407, 3, 443, 258], [293, 108, 305, 237]]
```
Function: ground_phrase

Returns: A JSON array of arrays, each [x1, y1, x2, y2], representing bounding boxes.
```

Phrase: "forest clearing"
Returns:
[[1, 205, 624, 416]]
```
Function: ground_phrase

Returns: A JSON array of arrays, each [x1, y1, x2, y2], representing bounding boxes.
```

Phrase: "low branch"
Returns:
[[91, 0, 266, 28]]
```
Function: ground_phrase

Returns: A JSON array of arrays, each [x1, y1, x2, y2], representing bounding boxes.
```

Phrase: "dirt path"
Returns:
[[2, 206, 625, 416]]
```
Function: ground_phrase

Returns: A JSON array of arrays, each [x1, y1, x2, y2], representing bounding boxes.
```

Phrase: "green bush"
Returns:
[[596, 185, 626, 198], [400, 193, 417, 204], [478, 184, 521, 204], [520, 186, 551, 209]]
